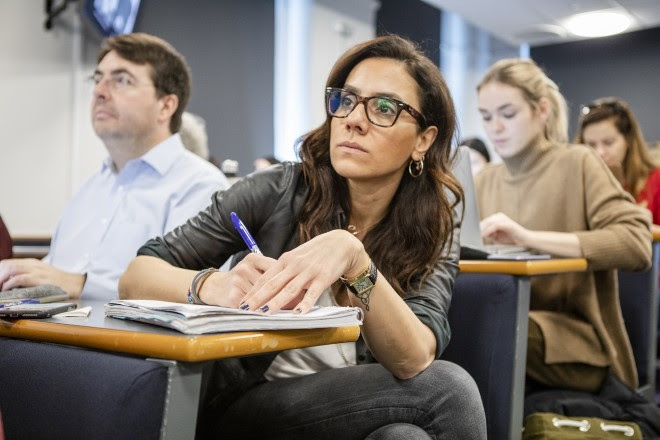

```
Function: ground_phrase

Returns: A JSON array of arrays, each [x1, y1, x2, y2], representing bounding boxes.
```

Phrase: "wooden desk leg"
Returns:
[[509, 277, 531, 440], [147, 359, 206, 440]]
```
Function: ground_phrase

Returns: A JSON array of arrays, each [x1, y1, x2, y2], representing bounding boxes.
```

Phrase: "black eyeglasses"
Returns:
[[580, 100, 626, 117], [326, 87, 427, 128]]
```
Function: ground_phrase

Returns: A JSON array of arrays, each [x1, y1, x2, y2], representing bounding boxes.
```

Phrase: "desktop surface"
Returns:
[[459, 258, 588, 275], [0, 299, 360, 362]]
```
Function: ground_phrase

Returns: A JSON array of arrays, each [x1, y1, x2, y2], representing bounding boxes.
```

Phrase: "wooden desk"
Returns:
[[458, 258, 588, 440], [460, 258, 587, 275], [0, 300, 360, 440]]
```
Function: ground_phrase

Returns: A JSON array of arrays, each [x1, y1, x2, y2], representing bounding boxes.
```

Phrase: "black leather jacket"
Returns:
[[138, 162, 460, 413]]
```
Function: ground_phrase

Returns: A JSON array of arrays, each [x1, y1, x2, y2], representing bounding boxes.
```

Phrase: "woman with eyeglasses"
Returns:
[[576, 98, 660, 227], [475, 59, 651, 394], [119, 35, 486, 440]]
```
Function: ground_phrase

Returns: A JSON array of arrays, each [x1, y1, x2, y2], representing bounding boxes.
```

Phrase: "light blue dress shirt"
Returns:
[[44, 134, 229, 300]]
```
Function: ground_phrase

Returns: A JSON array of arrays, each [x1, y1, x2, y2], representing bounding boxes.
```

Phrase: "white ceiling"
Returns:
[[423, 0, 660, 46]]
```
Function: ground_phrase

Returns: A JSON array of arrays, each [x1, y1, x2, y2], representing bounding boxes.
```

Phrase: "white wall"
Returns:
[[274, 0, 378, 161], [308, 0, 379, 129], [440, 11, 518, 160], [0, 1, 105, 237]]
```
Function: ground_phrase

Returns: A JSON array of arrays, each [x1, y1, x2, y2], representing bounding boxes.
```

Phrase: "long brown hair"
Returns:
[[97, 33, 191, 134], [575, 97, 656, 198], [296, 35, 462, 296]]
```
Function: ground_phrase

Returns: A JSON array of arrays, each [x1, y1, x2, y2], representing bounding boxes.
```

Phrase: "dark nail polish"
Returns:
[[260, 305, 269, 313], [239, 303, 250, 311]]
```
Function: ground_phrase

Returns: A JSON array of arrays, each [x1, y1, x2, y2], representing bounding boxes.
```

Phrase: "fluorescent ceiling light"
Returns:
[[564, 10, 631, 38]]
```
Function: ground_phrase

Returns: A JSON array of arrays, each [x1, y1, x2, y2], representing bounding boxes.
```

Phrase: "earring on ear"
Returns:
[[408, 155, 424, 178]]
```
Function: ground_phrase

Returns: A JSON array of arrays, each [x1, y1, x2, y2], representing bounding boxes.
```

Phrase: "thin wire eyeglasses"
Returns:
[[87, 71, 154, 94], [326, 87, 427, 128]]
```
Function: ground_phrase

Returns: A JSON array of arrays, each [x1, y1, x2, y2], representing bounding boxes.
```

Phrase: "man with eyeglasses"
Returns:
[[0, 33, 228, 300]]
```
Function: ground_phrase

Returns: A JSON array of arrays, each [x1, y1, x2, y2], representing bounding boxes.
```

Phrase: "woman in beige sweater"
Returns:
[[475, 58, 651, 393]]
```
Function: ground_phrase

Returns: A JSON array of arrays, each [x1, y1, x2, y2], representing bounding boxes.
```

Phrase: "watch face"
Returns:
[[353, 277, 375, 297]]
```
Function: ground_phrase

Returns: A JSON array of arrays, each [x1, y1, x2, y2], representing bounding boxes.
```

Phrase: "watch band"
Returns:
[[340, 259, 377, 310]]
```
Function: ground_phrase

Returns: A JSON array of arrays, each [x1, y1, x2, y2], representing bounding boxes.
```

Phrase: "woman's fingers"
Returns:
[[290, 280, 327, 314], [241, 262, 306, 312], [201, 254, 277, 307], [237, 230, 363, 313]]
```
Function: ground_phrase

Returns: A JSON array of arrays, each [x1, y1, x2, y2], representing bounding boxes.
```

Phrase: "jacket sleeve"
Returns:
[[137, 164, 298, 269], [403, 203, 461, 358], [574, 149, 652, 272]]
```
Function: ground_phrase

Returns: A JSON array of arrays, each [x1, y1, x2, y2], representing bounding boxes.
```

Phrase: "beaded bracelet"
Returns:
[[187, 268, 219, 305]]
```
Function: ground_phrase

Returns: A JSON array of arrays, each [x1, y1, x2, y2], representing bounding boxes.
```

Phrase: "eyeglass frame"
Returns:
[[87, 70, 155, 94], [325, 87, 427, 128]]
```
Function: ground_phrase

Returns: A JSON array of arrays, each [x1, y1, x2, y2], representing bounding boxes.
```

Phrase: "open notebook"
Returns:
[[453, 146, 550, 260], [105, 300, 363, 334]]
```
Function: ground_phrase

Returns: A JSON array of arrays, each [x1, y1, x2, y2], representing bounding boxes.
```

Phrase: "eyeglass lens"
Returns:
[[327, 89, 400, 127]]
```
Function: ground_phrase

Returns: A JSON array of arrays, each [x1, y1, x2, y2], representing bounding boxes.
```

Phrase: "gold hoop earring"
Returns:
[[408, 156, 424, 178]]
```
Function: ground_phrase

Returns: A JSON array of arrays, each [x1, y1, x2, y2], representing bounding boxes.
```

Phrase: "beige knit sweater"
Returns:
[[475, 142, 652, 388]]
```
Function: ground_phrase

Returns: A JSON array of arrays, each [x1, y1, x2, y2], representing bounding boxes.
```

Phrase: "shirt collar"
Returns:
[[101, 134, 184, 176]]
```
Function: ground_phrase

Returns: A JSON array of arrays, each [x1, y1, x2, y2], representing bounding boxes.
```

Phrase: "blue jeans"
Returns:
[[213, 360, 487, 439]]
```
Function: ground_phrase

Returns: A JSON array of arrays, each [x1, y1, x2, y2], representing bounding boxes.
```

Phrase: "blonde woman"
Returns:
[[475, 58, 651, 393]]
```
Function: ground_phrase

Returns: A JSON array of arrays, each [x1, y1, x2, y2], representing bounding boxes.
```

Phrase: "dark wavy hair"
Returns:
[[296, 35, 462, 296], [575, 97, 656, 198], [97, 33, 191, 134]]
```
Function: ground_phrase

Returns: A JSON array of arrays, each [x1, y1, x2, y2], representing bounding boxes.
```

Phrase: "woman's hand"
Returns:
[[480, 212, 531, 246], [238, 229, 367, 314], [480, 212, 583, 257], [198, 253, 277, 307]]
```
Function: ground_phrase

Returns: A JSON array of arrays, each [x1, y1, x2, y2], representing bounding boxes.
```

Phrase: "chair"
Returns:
[[617, 241, 660, 401], [0, 338, 169, 440], [441, 272, 528, 440]]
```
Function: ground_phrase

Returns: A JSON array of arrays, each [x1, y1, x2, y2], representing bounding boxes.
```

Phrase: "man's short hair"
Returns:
[[97, 33, 191, 133]]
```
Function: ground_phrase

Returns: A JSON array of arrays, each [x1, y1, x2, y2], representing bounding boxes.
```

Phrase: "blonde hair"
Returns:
[[477, 58, 568, 144]]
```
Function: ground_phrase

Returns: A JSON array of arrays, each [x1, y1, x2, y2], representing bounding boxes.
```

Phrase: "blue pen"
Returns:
[[0, 299, 40, 309], [230, 212, 263, 255]]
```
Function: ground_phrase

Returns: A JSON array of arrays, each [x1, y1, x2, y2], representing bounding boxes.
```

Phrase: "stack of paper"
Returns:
[[104, 300, 363, 334]]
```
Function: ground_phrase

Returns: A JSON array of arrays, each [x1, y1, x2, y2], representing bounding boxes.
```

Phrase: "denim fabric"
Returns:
[[212, 360, 486, 440], [365, 423, 432, 439]]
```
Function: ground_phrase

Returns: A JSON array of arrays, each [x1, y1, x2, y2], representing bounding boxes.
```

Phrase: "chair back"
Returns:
[[617, 241, 659, 400], [442, 273, 523, 440]]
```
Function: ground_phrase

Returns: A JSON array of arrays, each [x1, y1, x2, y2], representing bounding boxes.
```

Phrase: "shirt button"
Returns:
[[358, 355, 366, 362], [100, 218, 108, 225], [118, 186, 124, 192]]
